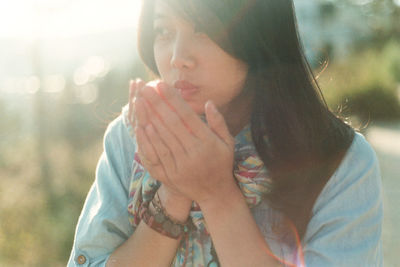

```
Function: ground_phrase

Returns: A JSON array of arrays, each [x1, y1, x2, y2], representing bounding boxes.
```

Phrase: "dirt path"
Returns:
[[366, 123, 400, 267]]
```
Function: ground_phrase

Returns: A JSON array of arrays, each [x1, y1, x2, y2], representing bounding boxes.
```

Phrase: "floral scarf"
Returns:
[[123, 108, 273, 266]]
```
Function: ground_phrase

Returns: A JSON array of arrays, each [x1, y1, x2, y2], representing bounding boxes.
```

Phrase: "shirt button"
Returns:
[[77, 255, 87, 265]]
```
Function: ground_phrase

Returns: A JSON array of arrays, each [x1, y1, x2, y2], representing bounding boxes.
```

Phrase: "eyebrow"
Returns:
[[154, 13, 169, 21]]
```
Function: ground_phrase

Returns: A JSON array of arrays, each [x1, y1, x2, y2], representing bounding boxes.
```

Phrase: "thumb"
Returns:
[[205, 100, 234, 146]]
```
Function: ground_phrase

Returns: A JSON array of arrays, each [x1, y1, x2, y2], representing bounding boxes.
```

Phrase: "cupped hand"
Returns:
[[129, 79, 187, 198], [134, 80, 238, 205]]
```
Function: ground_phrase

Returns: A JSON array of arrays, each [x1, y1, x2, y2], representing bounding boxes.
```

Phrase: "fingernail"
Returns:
[[157, 82, 168, 92], [146, 80, 159, 88], [208, 100, 218, 113]]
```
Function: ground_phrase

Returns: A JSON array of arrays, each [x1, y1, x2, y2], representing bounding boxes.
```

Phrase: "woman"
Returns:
[[68, 0, 383, 266]]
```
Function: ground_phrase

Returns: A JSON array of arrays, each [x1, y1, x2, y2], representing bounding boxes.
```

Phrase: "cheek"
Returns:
[[211, 66, 247, 96], [204, 52, 247, 85], [153, 46, 170, 76]]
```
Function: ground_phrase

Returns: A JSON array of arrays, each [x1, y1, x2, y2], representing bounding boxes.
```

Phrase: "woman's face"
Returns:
[[153, 0, 250, 115]]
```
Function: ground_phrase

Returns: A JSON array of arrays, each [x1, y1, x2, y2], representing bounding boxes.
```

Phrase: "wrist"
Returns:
[[199, 178, 244, 213], [158, 185, 192, 222]]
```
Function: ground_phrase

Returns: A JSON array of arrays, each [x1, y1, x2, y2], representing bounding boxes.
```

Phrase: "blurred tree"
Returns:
[[350, 0, 400, 48], [31, 38, 55, 211], [342, 83, 400, 121], [318, 1, 337, 21], [0, 100, 21, 167]]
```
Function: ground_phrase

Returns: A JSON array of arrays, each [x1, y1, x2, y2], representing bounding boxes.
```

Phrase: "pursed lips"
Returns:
[[174, 80, 200, 98]]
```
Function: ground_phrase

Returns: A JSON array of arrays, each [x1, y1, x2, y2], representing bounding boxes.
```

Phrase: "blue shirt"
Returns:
[[68, 105, 383, 266]]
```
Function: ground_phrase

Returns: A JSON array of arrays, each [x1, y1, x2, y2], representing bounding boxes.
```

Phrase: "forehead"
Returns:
[[153, 0, 195, 23], [154, 0, 179, 19]]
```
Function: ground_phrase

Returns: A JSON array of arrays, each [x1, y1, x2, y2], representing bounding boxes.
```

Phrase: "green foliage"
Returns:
[[341, 84, 400, 121], [0, 136, 102, 266], [319, 39, 400, 122], [0, 100, 22, 150], [0, 54, 142, 265]]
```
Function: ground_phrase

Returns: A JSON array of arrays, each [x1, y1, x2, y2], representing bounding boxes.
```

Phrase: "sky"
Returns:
[[0, 0, 142, 39]]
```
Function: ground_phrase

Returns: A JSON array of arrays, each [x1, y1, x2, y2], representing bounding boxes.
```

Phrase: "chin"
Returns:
[[193, 107, 205, 116], [186, 101, 205, 115]]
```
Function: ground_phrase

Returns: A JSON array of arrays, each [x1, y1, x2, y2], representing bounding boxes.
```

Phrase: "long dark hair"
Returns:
[[137, 0, 354, 240]]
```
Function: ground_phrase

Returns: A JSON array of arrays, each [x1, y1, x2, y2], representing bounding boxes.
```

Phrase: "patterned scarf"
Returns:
[[123, 108, 273, 266]]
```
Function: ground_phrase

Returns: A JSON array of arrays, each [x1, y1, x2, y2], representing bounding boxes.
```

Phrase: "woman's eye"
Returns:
[[193, 24, 201, 33], [193, 26, 209, 40], [193, 25, 205, 35], [154, 27, 173, 40]]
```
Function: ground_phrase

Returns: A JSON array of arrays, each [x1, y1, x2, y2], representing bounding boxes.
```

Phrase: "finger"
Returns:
[[145, 124, 178, 175], [142, 99, 187, 160], [135, 78, 146, 98], [146, 82, 210, 141], [205, 100, 234, 147], [135, 125, 160, 165], [140, 84, 198, 150], [128, 80, 136, 126], [133, 79, 147, 128], [136, 126, 178, 188], [135, 97, 150, 128], [158, 82, 211, 140]]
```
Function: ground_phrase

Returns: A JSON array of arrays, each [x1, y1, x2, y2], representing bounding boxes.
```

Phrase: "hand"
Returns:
[[135, 81, 238, 205], [129, 79, 188, 198]]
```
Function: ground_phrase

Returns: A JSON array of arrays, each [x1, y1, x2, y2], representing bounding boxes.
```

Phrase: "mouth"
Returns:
[[174, 80, 200, 99]]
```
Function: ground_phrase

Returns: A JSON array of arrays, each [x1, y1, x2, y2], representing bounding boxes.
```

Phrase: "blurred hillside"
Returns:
[[0, 0, 399, 266]]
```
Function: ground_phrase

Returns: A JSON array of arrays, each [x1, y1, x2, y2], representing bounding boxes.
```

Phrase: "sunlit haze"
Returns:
[[0, 0, 142, 39]]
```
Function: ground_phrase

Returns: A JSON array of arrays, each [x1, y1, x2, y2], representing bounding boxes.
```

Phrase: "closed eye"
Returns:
[[154, 26, 174, 40], [193, 24, 204, 34]]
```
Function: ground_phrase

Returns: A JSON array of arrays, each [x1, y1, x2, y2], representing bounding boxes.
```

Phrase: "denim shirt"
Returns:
[[68, 105, 383, 266]]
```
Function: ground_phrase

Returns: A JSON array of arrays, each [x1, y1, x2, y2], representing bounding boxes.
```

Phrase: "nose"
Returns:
[[170, 34, 195, 70]]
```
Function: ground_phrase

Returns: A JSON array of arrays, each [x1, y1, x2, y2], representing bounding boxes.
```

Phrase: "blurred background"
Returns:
[[0, 0, 399, 266]]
